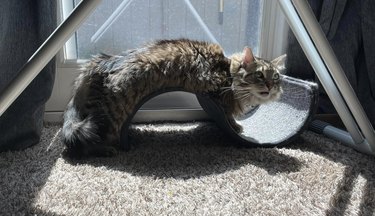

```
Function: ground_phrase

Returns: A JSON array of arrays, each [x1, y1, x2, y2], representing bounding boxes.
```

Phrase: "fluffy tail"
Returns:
[[62, 101, 99, 159]]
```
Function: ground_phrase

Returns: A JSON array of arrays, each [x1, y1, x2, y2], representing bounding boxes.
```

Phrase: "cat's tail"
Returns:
[[61, 100, 99, 159]]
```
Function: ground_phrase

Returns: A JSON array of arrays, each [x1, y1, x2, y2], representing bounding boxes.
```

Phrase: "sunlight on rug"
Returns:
[[0, 122, 374, 216]]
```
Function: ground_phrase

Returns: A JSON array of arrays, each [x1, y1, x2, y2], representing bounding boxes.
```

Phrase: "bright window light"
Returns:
[[65, 0, 263, 60]]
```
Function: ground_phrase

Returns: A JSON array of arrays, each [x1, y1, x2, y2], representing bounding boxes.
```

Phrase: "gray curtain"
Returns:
[[286, 0, 375, 125], [0, 0, 57, 151]]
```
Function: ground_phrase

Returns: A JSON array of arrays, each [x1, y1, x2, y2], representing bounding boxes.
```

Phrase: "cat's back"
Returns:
[[73, 39, 229, 97], [136, 39, 226, 66], [149, 39, 224, 56], [76, 39, 226, 78]]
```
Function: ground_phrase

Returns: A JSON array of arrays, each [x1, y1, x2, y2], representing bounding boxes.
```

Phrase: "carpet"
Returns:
[[0, 122, 374, 215]]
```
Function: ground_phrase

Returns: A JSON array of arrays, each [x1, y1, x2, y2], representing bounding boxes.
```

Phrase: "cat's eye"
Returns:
[[255, 71, 263, 78], [273, 73, 280, 80]]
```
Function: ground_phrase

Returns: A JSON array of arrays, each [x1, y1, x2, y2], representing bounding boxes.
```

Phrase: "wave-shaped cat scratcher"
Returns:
[[120, 75, 318, 150], [197, 75, 319, 147]]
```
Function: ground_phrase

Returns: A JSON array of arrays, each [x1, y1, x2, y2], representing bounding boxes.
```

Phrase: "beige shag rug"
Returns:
[[0, 122, 374, 216]]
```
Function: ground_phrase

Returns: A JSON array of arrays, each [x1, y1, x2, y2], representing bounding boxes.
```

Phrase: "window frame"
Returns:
[[45, 0, 289, 122]]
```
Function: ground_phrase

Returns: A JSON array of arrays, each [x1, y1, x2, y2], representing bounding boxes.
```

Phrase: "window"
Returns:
[[45, 0, 288, 122], [67, 0, 263, 59]]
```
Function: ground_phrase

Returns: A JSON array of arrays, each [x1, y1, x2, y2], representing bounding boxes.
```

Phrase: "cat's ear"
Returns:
[[242, 47, 254, 67], [271, 54, 287, 72]]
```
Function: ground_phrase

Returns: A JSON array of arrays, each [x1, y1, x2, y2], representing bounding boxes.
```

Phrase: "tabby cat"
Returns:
[[62, 39, 286, 158]]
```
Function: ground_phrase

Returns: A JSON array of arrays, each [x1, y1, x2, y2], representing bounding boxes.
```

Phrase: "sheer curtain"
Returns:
[[286, 0, 375, 125], [0, 0, 57, 151]]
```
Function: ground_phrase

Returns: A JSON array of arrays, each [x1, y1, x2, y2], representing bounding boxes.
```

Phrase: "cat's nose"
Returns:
[[265, 82, 273, 90]]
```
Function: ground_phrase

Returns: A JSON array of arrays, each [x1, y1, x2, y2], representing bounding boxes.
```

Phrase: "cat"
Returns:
[[62, 39, 286, 159]]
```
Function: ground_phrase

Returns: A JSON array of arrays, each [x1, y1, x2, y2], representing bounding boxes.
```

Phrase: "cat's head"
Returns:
[[229, 47, 287, 107]]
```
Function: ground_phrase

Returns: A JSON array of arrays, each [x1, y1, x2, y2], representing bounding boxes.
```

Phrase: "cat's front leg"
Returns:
[[227, 115, 243, 133], [220, 94, 243, 133]]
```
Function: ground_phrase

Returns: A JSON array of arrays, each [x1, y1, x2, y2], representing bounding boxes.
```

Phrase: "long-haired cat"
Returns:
[[62, 39, 286, 159]]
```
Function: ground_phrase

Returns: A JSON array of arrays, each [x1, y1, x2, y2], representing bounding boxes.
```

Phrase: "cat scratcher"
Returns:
[[197, 75, 318, 147], [119, 75, 319, 150]]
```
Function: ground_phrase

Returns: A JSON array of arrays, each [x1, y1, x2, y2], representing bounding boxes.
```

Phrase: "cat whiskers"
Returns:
[[220, 86, 233, 95], [220, 86, 232, 90], [233, 86, 253, 92], [233, 91, 249, 97], [234, 91, 254, 101], [236, 93, 253, 101], [233, 89, 253, 97]]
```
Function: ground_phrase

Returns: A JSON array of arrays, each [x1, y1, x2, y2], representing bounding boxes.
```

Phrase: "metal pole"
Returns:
[[290, 0, 375, 150], [0, 0, 102, 117], [278, 0, 375, 154]]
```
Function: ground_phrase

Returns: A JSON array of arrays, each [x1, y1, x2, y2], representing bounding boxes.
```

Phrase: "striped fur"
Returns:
[[62, 39, 286, 158]]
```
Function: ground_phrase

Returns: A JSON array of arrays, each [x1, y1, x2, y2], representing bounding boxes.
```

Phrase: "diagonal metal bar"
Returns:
[[278, 0, 375, 154], [290, 0, 375, 150], [0, 0, 102, 117]]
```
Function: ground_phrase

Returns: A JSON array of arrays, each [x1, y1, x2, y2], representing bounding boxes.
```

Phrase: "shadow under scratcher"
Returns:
[[75, 122, 303, 179]]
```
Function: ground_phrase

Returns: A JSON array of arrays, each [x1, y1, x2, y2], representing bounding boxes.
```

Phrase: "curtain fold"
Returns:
[[0, 0, 57, 151], [319, 0, 347, 39], [362, 0, 375, 97], [286, 0, 375, 125]]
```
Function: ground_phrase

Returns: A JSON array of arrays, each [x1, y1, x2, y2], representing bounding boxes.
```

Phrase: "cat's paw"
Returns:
[[228, 118, 243, 133], [231, 122, 243, 133]]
